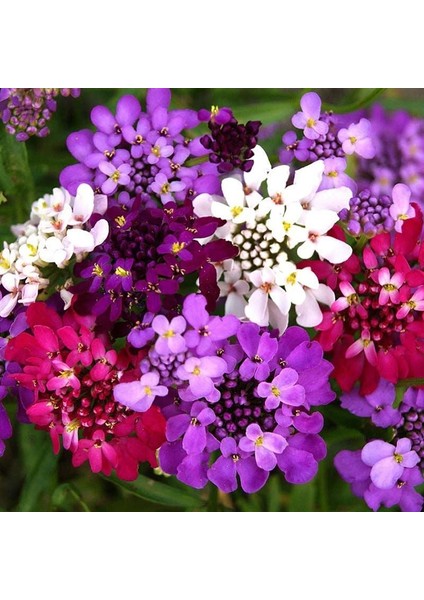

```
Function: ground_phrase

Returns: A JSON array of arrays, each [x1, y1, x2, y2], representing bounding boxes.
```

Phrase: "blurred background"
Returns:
[[0, 88, 423, 511]]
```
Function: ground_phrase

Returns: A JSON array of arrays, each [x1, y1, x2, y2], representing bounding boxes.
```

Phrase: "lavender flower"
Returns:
[[340, 379, 401, 427], [0, 88, 80, 141]]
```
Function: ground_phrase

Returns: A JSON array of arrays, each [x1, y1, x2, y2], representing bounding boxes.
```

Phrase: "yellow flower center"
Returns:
[[144, 386, 152, 396], [193, 366, 201, 375], [172, 242, 185, 254], [394, 453, 403, 464], [271, 386, 280, 397], [163, 329, 175, 338], [255, 436, 264, 446], [383, 283, 397, 291], [110, 170, 121, 182], [406, 300, 416, 309], [65, 419, 80, 433], [349, 136, 357, 144], [211, 105, 219, 116], [306, 118, 316, 128], [92, 263, 104, 277], [327, 170, 338, 178], [0, 256, 10, 270], [231, 206, 243, 217], [115, 267, 130, 277], [286, 272, 297, 285], [59, 369, 74, 378], [115, 215, 126, 227], [347, 293, 358, 305], [282, 221, 291, 231], [161, 183, 170, 194], [398, 213, 409, 221], [152, 145, 161, 157]]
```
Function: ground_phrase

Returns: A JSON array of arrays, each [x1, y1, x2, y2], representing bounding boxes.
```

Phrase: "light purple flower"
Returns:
[[152, 314, 187, 355], [257, 368, 305, 410], [340, 379, 401, 428], [291, 92, 329, 140], [98, 161, 132, 195], [207, 437, 269, 493], [151, 172, 186, 204], [239, 423, 287, 471], [176, 355, 228, 399], [237, 323, 278, 381], [146, 136, 174, 164], [320, 157, 356, 192], [389, 183, 415, 232], [128, 312, 155, 348], [113, 372, 168, 412], [361, 438, 420, 489], [337, 118, 375, 159], [166, 401, 215, 454]]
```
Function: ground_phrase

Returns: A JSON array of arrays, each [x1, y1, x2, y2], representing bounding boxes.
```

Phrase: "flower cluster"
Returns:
[[1, 88, 423, 512], [0, 88, 80, 141], [194, 146, 353, 332], [114, 294, 334, 492], [0, 184, 108, 318], [5, 302, 166, 480], [316, 203, 424, 394], [356, 104, 424, 206]]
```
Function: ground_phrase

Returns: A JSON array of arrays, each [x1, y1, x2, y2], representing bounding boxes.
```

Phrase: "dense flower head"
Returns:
[[335, 439, 423, 512], [0, 88, 80, 141], [73, 194, 237, 328], [356, 104, 424, 207], [194, 145, 352, 332], [199, 107, 261, 173], [4, 302, 166, 480], [60, 89, 221, 205], [0, 184, 108, 319], [316, 204, 424, 394], [113, 293, 335, 492]]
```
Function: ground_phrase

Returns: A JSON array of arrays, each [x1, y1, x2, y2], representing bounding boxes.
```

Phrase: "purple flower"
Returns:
[[128, 312, 155, 348], [146, 136, 174, 165], [320, 157, 356, 192], [151, 172, 185, 204], [152, 315, 186, 355], [113, 372, 168, 412], [291, 92, 329, 140], [207, 437, 269, 493], [239, 423, 287, 471], [237, 323, 278, 381], [340, 379, 401, 428], [105, 258, 133, 292], [167, 401, 215, 454], [98, 161, 132, 195], [337, 118, 375, 159], [257, 368, 305, 410], [176, 356, 228, 400], [361, 438, 420, 489]]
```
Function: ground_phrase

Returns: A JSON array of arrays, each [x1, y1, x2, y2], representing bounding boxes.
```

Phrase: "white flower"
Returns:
[[68, 183, 95, 225], [245, 267, 290, 332], [218, 263, 250, 317], [18, 233, 42, 263], [256, 164, 310, 218], [295, 284, 335, 327], [192, 193, 232, 241], [0, 273, 21, 317], [39, 203, 73, 235], [39, 236, 74, 267], [65, 219, 109, 256], [277, 262, 319, 305], [265, 202, 307, 247], [18, 282, 40, 306], [211, 178, 256, 226], [296, 209, 352, 263], [0, 245, 16, 275]]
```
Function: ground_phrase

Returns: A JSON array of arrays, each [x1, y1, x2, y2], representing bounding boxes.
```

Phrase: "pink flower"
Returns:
[[389, 183, 415, 233], [377, 267, 404, 305], [72, 430, 118, 474], [345, 330, 377, 366], [396, 287, 424, 319], [47, 359, 80, 392]]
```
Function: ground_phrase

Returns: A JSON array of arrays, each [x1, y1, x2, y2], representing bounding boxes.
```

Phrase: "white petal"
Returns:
[[245, 289, 269, 326], [244, 145, 271, 190], [247, 269, 264, 288], [193, 193, 214, 217], [294, 161, 324, 195], [91, 219, 109, 247], [1, 272, 19, 292], [221, 177, 246, 207], [268, 300, 288, 333], [72, 183, 94, 223], [304, 209, 339, 234], [313, 283, 336, 306], [267, 165, 290, 197], [296, 239, 315, 260], [295, 291, 323, 327], [93, 193, 108, 216], [285, 282, 306, 305], [66, 229, 95, 253], [310, 187, 352, 212], [269, 285, 290, 314], [211, 201, 232, 221], [315, 236, 352, 263], [0, 293, 18, 317], [225, 292, 247, 318], [297, 267, 319, 289]]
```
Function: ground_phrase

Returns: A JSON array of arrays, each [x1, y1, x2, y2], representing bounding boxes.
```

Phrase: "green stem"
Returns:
[[354, 234, 370, 252], [207, 483, 219, 512], [318, 462, 329, 512], [185, 155, 209, 168], [322, 88, 387, 114]]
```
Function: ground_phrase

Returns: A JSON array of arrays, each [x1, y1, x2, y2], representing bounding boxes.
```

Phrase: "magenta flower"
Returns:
[[47, 360, 80, 392], [239, 423, 287, 471], [337, 118, 375, 159], [291, 92, 329, 140], [98, 161, 132, 195], [389, 183, 415, 232], [361, 438, 420, 489], [257, 368, 305, 410], [72, 430, 117, 474], [113, 372, 168, 412], [396, 287, 424, 319], [152, 315, 187, 355]]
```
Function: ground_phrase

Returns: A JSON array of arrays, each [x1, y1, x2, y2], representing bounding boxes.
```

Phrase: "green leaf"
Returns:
[[104, 473, 204, 510], [266, 475, 282, 512], [52, 483, 90, 512], [288, 480, 316, 512], [232, 100, 295, 126], [16, 434, 58, 511], [322, 88, 387, 113]]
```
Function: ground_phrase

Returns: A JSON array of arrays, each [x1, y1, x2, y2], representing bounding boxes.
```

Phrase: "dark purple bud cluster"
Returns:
[[339, 188, 395, 237]]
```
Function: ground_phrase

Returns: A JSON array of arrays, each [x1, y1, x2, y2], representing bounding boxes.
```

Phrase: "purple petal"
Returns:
[[183, 424, 207, 454], [281, 385, 305, 407], [300, 92, 322, 119], [370, 457, 403, 489], [236, 456, 269, 493], [277, 446, 318, 484], [237, 322, 260, 357], [361, 440, 394, 466], [116, 95, 141, 126], [177, 452, 209, 489], [263, 432, 287, 454], [220, 436, 238, 458], [91, 105, 115, 133], [255, 446, 277, 471], [207, 456, 237, 493], [401, 451, 420, 468], [334, 450, 370, 483], [166, 414, 190, 442], [395, 438, 412, 455], [159, 440, 186, 475], [147, 88, 171, 114], [340, 389, 373, 417]]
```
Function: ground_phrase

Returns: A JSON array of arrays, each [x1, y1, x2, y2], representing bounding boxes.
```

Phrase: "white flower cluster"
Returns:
[[0, 184, 108, 317], [194, 146, 353, 332]]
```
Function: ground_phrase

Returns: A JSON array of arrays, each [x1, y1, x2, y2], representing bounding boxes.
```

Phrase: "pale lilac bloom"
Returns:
[[362, 438, 420, 489], [257, 368, 305, 410], [239, 423, 287, 471], [176, 356, 228, 399], [337, 118, 375, 159], [291, 92, 328, 140], [98, 161, 132, 195], [113, 372, 168, 412], [152, 315, 187, 355]]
